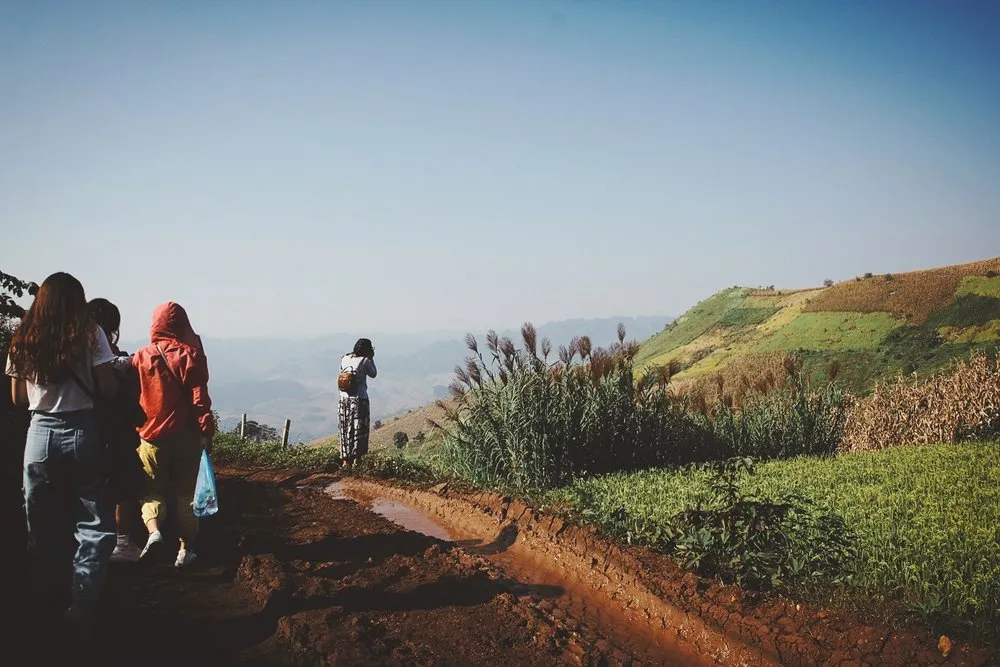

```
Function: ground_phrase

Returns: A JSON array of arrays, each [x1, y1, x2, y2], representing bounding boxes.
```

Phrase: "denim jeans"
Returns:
[[23, 410, 115, 611]]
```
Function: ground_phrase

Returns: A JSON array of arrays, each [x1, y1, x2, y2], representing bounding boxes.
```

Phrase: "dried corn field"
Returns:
[[804, 257, 1000, 323], [842, 354, 1000, 451]]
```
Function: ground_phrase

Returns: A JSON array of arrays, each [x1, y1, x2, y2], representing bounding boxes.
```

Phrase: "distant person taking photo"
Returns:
[[337, 338, 377, 468]]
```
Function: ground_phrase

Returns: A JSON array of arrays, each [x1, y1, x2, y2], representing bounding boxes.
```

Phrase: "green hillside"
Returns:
[[636, 257, 1000, 394]]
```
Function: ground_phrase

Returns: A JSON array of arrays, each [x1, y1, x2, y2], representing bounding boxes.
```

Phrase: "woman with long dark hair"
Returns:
[[338, 337, 377, 468], [5, 272, 118, 634]]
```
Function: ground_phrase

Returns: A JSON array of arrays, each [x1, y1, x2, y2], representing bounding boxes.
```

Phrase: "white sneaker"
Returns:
[[174, 548, 198, 568], [139, 530, 164, 562], [111, 536, 142, 563]]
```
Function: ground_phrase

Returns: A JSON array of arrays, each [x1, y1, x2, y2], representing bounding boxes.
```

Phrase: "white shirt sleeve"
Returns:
[[4, 354, 17, 378], [91, 326, 115, 367]]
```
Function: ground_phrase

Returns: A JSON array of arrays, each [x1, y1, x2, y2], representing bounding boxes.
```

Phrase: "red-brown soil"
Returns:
[[6, 467, 998, 667]]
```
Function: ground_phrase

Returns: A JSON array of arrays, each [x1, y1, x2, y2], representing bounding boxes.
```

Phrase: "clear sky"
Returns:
[[2, 0, 998, 341]]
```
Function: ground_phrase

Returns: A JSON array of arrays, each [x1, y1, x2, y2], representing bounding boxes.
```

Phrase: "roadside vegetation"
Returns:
[[215, 259, 1000, 644]]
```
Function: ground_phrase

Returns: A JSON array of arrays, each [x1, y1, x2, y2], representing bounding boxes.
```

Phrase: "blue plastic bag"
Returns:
[[193, 449, 219, 517]]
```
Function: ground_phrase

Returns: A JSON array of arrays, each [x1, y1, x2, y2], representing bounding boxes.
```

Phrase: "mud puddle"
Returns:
[[329, 481, 453, 541], [326, 480, 712, 666]]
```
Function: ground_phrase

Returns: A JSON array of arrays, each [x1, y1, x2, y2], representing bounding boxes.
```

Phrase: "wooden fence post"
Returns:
[[240, 413, 247, 440], [282, 419, 291, 448]]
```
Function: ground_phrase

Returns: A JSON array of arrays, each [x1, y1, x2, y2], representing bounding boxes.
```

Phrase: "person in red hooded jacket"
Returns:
[[132, 302, 215, 568]]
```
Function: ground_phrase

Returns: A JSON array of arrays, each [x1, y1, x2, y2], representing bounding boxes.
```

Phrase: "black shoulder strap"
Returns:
[[68, 367, 96, 401]]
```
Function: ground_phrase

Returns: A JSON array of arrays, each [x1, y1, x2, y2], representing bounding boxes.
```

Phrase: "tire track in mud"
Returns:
[[330, 477, 750, 667], [225, 468, 684, 666], [329, 475, 998, 667]]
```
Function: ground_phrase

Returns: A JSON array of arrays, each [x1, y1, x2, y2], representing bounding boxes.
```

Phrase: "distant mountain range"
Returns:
[[126, 315, 673, 443]]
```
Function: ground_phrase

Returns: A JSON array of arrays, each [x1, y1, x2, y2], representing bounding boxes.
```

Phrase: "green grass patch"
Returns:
[[212, 433, 340, 470], [352, 450, 442, 484], [718, 307, 779, 327], [636, 288, 748, 366], [956, 276, 1000, 299], [553, 442, 1000, 640], [926, 295, 1000, 329], [759, 312, 901, 352]]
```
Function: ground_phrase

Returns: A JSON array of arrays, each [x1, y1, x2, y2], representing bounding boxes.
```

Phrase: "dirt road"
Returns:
[[9, 468, 676, 666], [8, 468, 996, 667]]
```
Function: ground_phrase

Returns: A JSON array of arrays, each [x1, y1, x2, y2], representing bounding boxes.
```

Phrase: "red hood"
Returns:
[[149, 302, 203, 351]]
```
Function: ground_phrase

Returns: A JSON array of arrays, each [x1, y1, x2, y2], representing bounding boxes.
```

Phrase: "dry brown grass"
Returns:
[[803, 257, 1000, 324], [842, 354, 1000, 451], [675, 352, 798, 408], [305, 401, 453, 452], [369, 401, 452, 451]]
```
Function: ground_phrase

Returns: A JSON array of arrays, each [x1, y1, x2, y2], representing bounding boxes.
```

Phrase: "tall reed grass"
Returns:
[[433, 324, 848, 492]]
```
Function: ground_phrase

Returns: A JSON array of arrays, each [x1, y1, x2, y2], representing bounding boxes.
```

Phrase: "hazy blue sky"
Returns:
[[2, 0, 998, 341]]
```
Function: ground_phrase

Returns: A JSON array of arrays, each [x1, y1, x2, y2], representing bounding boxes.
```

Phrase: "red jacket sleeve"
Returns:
[[178, 348, 215, 437]]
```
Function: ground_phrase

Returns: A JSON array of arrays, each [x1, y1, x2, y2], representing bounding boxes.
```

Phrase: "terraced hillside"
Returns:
[[636, 256, 1000, 394]]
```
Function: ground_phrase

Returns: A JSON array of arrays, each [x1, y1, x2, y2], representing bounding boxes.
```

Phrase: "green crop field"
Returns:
[[552, 441, 1000, 638], [758, 311, 902, 351]]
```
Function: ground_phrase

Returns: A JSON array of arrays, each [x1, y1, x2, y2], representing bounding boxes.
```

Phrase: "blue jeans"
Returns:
[[23, 410, 115, 611]]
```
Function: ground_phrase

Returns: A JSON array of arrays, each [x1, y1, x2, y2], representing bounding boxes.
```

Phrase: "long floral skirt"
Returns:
[[338, 397, 370, 461]]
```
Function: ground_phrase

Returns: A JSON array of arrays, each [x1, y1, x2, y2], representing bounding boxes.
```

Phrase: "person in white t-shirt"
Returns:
[[338, 338, 377, 467], [5, 272, 118, 638]]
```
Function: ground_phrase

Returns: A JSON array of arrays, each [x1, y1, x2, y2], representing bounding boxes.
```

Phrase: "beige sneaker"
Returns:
[[174, 548, 198, 568], [110, 536, 141, 563]]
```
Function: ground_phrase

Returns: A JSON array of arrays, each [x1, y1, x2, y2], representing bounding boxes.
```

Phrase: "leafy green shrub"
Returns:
[[393, 431, 409, 449], [665, 458, 855, 591]]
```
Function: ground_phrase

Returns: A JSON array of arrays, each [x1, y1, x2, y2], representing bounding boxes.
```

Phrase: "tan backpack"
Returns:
[[337, 359, 360, 395]]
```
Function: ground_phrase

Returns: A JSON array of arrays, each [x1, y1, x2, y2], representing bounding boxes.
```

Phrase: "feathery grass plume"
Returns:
[[437, 324, 703, 492], [541, 337, 552, 359], [521, 322, 538, 358], [465, 333, 479, 354], [655, 364, 676, 388], [466, 359, 482, 386], [434, 399, 460, 422], [447, 381, 467, 401], [578, 336, 592, 359], [617, 322, 626, 343], [453, 364, 472, 388], [486, 330, 499, 355], [558, 345, 572, 365]]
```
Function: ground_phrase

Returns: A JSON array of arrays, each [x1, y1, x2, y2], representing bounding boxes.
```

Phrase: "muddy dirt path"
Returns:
[[7, 467, 996, 667], [9, 468, 689, 666]]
